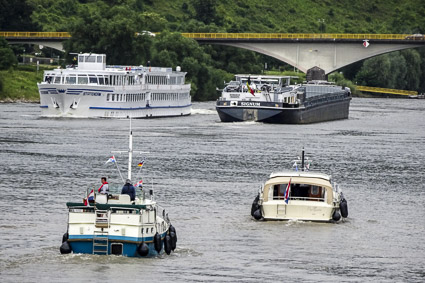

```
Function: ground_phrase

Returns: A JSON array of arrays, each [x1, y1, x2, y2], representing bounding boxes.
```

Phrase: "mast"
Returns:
[[128, 117, 132, 180], [301, 148, 305, 171]]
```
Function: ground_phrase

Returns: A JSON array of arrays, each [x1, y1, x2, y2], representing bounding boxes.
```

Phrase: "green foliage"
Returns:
[[0, 65, 51, 101], [354, 49, 423, 92], [328, 72, 358, 95], [63, 1, 153, 65], [0, 38, 18, 70]]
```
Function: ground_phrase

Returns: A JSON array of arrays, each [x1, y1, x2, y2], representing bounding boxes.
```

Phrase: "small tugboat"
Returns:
[[60, 121, 177, 257], [251, 150, 348, 222]]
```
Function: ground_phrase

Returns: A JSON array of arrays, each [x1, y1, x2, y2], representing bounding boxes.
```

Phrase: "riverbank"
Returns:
[[0, 65, 51, 102]]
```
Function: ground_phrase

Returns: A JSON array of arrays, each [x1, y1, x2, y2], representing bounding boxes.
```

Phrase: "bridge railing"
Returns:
[[1, 31, 423, 41], [0, 31, 71, 38], [180, 33, 420, 40], [356, 86, 418, 96]]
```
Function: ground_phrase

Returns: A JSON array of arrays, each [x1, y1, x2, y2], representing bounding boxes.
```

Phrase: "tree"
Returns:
[[0, 37, 18, 70], [63, 1, 153, 65]]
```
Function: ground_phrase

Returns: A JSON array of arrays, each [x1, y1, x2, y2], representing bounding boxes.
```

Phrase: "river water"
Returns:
[[0, 98, 424, 282]]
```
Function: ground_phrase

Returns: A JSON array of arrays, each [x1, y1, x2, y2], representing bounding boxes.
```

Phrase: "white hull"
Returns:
[[261, 200, 336, 221], [39, 84, 191, 118]]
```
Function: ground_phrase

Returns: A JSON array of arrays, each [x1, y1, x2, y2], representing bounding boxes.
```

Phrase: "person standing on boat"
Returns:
[[98, 177, 109, 194], [121, 179, 136, 201]]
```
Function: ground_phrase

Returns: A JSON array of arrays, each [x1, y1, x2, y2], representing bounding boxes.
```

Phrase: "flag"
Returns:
[[247, 76, 254, 96], [137, 159, 144, 167], [105, 156, 115, 164], [135, 179, 143, 187], [84, 189, 94, 206], [284, 178, 291, 204]]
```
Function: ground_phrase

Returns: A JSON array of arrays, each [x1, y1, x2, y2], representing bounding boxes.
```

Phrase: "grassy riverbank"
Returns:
[[0, 65, 53, 102]]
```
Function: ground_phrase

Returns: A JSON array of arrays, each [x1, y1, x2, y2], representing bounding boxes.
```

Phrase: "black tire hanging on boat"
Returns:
[[170, 231, 177, 251], [332, 210, 341, 221], [137, 242, 149, 257], [153, 232, 162, 254], [60, 241, 72, 254], [251, 194, 260, 216], [169, 224, 176, 235], [253, 208, 262, 220], [164, 234, 172, 255], [340, 198, 348, 218], [62, 232, 69, 243]]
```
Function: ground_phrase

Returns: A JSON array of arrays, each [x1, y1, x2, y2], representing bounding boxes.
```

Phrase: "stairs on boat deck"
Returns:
[[93, 210, 110, 255], [93, 231, 109, 255]]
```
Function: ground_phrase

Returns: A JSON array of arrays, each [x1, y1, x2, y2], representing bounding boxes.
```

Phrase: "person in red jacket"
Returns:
[[98, 177, 109, 194]]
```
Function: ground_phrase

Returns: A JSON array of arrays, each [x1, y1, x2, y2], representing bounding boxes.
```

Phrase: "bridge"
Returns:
[[181, 33, 425, 74], [2, 31, 424, 75]]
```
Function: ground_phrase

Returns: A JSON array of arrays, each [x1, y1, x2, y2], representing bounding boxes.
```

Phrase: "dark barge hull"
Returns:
[[216, 97, 351, 124]]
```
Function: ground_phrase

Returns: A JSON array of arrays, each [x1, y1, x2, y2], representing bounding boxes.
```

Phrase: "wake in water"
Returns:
[[190, 108, 216, 115]]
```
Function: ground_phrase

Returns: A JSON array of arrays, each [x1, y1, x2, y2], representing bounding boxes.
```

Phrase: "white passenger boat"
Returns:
[[60, 122, 177, 257], [38, 53, 191, 118], [251, 150, 348, 222]]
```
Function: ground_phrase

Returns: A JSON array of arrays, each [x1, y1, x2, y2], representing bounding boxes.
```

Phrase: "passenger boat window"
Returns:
[[112, 94, 115, 101], [98, 76, 104, 85], [89, 76, 97, 84], [78, 75, 88, 84], [97, 56, 102, 63], [66, 75, 76, 84], [78, 56, 84, 63], [54, 76, 61, 84], [106, 94, 110, 101], [85, 55, 96, 63]]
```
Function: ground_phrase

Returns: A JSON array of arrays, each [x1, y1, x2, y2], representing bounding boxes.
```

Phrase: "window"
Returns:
[[89, 76, 97, 84], [54, 76, 61, 84], [85, 55, 96, 62], [66, 75, 76, 84], [106, 94, 110, 101], [98, 77, 104, 85], [78, 75, 88, 84], [97, 56, 102, 63]]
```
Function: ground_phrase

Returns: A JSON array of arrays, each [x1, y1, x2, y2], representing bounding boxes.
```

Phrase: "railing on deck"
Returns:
[[274, 196, 325, 202]]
